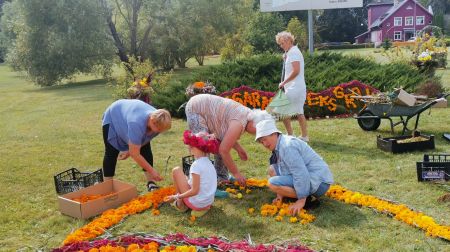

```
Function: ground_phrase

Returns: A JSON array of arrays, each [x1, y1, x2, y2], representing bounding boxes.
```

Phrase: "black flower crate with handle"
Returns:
[[54, 168, 103, 194], [182, 155, 215, 176], [416, 154, 450, 182]]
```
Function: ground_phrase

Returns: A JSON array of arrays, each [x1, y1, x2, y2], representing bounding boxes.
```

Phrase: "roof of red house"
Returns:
[[369, 0, 432, 29]]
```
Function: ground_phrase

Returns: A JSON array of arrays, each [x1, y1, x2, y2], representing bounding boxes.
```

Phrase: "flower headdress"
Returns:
[[183, 130, 220, 154]]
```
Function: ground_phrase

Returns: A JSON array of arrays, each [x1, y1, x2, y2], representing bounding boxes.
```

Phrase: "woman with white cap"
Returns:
[[255, 118, 333, 214]]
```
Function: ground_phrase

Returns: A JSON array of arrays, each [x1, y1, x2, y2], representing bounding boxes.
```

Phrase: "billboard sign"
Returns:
[[260, 0, 363, 12]]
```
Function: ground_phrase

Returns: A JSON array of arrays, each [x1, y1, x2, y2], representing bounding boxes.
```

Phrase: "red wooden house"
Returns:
[[355, 0, 433, 46]]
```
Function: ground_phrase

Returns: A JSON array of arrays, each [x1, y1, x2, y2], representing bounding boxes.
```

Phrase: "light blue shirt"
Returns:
[[102, 99, 158, 151], [272, 135, 334, 199]]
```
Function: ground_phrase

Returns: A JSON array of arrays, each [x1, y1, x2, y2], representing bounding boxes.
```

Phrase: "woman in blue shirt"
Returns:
[[255, 119, 333, 215], [102, 99, 171, 191]]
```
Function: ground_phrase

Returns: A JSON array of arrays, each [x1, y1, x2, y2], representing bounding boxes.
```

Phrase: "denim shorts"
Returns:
[[268, 175, 330, 198]]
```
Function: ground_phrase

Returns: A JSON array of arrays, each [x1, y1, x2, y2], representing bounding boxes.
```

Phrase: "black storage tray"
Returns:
[[377, 133, 434, 154], [54, 168, 103, 194], [416, 154, 450, 181]]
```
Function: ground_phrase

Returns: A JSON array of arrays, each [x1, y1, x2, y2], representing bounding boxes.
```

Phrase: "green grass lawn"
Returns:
[[0, 53, 449, 252]]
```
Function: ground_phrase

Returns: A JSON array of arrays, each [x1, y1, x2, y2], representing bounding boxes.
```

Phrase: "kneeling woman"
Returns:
[[166, 130, 220, 217], [255, 119, 333, 215]]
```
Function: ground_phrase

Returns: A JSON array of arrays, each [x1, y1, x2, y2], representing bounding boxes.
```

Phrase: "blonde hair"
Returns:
[[150, 109, 172, 132], [275, 31, 295, 45]]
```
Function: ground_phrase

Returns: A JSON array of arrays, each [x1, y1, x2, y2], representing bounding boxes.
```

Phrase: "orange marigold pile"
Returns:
[[72, 193, 116, 203]]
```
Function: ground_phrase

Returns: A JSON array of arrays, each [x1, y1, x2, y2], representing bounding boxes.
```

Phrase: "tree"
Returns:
[[0, 0, 12, 62], [220, 33, 253, 61], [286, 17, 308, 52], [244, 12, 285, 53], [1, 0, 115, 86], [316, 1, 369, 42]]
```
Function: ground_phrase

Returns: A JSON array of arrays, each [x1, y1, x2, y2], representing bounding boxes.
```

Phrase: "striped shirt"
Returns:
[[186, 94, 251, 140]]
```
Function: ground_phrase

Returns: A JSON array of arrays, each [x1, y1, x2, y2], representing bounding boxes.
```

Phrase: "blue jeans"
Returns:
[[268, 175, 330, 198]]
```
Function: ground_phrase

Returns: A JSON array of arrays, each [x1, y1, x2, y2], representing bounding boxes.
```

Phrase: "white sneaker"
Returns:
[[298, 136, 309, 142]]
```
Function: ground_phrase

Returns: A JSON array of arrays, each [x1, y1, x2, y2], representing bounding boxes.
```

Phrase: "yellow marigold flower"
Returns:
[[245, 189, 252, 194], [275, 215, 283, 222], [289, 217, 298, 223], [248, 208, 255, 214]]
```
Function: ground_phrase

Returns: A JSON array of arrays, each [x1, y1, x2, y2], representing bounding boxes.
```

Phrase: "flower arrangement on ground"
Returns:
[[185, 81, 217, 97], [112, 57, 171, 104], [127, 73, 153, 104], [412, 26, 447, 72], [54, 233, 314, 252]]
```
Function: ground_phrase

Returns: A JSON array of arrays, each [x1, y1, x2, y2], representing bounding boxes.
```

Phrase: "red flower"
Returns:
[[183, 130, 220, 154]]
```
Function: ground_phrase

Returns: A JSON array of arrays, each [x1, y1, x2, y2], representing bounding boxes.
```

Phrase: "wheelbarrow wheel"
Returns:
[[357, 110, 381, 131]]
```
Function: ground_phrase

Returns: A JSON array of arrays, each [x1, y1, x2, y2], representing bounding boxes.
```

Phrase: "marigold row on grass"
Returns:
[[259, 201, 316, 224], [63, 187, 176, 245], [326, 184, 450, 241]]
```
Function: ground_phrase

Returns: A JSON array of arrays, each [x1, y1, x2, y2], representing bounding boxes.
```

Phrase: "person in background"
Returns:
[[185, 94, 271, 186], [102, 99, 171, 191], [276, 31, 309, 142], [255, 119, 333, 215], [166, 130, 220, 218]]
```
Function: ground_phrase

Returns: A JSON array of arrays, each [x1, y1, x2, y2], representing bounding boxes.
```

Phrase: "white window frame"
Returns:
[[416, 16, 425, 25], [394, 31, 402, 41], [405, 16, 413, 26], [394, 17, 402, 26]]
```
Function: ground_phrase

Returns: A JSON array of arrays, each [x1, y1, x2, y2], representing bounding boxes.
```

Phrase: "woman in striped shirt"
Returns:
[[186, 94, 270, 185]]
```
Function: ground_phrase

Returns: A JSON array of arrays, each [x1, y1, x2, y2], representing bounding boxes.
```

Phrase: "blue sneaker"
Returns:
[[214, 189, 229, 198]]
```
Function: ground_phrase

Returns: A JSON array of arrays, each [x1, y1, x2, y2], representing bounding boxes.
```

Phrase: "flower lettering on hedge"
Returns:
[[220, 86, 274, 110], [220, 81, 378, 117]]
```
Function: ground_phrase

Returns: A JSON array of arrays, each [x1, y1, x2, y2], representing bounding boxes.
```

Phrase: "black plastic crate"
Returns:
[[182, 155, 214, 175], [416, 154, 450, 182], [377, 133, 435, 154], [54, 168, 103, 194]]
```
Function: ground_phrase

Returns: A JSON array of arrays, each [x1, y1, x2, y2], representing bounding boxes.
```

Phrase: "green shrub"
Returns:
[[155, 53, 439, 117], [382, 38, 392, 50], [151, 79, 188, 118], [317, 43, 374, 50]]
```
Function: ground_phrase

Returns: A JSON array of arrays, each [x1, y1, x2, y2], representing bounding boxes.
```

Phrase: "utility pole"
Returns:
[[308, 9, 314, 55]]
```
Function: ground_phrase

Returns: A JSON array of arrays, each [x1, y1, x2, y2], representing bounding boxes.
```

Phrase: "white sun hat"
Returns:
[[255, 119, 281, 141]]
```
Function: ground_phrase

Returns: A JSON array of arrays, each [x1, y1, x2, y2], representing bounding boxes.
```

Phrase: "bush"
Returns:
[[414, 78, 445, 98], [155, 53, 439, 117], [382, 39, 392, 50], [317, 43, 374, 50]]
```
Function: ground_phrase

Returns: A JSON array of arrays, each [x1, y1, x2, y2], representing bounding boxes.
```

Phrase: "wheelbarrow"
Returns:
[[355, 94, 448, 135]]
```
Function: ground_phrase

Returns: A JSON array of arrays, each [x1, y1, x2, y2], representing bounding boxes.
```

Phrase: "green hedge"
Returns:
[[153, 52, 437, 117], [317, 43, 375, 50]]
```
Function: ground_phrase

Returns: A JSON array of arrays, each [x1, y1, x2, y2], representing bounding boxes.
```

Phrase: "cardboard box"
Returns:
[[58, 179, 138, 219], [393, 89, 416, 107]]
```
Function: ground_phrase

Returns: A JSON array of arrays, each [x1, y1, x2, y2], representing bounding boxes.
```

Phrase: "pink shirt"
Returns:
[[186, 94, 251, 140]]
